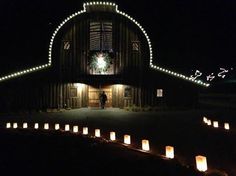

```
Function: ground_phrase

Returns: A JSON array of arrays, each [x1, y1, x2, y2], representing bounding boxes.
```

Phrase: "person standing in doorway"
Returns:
[[99, 91, 107, 109]]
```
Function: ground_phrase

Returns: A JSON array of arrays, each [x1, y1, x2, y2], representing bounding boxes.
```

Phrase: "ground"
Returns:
[[0, 129, 202, 176], [0, 108, 235, 176]]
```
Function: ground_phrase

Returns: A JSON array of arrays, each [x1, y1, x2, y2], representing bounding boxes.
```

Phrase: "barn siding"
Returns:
[[0, 7, 199, 113], [52, 12, 146, 82]]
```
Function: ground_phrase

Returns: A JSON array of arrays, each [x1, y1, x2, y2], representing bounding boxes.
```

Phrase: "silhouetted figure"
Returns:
[[99, 91, 107, 109]]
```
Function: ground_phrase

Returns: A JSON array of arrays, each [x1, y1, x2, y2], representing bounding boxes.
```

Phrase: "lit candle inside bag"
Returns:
[[224, 123, 230, 130], [165, 146, 174, 159], [124, 135, 131, 145], [44, 123, 49, 130], [142, 140, 150, 151], [34, 123, 39, 129], [203, 117, 208, 123], [95, 129, 101, 137], [213, 121, 219, 128], [55, 124, 60, 130], [110, 132, 116, 141], [13, 123, 18, 129], [73, 126, 78, 133], [23, 123, 28, 129], [83, 127, 88, 135], [6, 123, 11, 128], [207, 120, 211, 126], [195, 155, 208, 172], [65, 124, 70, 131]]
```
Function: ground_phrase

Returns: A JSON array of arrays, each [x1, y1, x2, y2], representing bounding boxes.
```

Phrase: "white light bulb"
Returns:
[[97, 54, 106, 69]]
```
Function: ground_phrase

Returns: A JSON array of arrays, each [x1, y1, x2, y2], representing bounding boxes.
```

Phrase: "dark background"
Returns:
[[0, 0, 235, 83]]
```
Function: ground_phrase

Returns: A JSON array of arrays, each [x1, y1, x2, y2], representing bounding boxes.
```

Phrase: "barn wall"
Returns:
[[0, 76, 199, 113], [52, 12, 148, 83], [0, 7, 199, 113], [0, 80, 164, 112], [0, 82, 88, 111]]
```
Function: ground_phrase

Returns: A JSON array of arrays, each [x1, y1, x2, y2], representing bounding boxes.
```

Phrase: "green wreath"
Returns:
[[89, 52, 112, 74]]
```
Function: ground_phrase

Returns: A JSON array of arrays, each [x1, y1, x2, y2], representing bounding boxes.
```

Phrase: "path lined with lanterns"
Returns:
[[5, 121, 208, 174], [1, 108, 235, 176], [202, 116, 230, 131]]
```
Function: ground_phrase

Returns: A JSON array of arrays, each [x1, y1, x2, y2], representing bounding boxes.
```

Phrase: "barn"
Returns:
[[0, 1, 210, 112]]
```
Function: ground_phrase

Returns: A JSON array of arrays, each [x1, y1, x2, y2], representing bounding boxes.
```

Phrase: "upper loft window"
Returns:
[[157, 89, 163, 97], [63, 41, 71, 50], [90, 21, 112, 51], [132, 41, 140, 51]]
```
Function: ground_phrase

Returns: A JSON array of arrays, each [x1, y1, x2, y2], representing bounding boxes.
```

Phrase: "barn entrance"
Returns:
[[88, 85, 112, 107]]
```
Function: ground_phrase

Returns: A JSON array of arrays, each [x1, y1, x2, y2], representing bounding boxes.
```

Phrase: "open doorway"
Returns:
[[88, 85, 112, 107]]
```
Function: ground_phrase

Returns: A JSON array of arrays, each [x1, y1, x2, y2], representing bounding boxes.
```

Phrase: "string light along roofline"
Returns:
[[0, 1, 210, 87]]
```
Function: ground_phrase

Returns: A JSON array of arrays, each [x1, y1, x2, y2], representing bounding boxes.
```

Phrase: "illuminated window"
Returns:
[[157, 89, 163, 97], [63, 41, 70, 50], [132, 41, 140, 51]]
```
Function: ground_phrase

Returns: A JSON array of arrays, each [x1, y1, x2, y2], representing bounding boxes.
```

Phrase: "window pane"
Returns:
[[90, 22, 101, 50], [63, 41, 70, 50], [132, 41, 140, 51], [157, 89, 163, 97], [90, 21, 112, 51]]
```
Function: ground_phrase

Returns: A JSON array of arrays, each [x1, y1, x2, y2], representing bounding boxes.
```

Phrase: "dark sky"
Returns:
[[0, 0, 235, 82]]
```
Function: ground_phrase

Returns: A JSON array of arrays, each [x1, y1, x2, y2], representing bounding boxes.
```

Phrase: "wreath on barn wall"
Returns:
[[89, 52, 112, 74]]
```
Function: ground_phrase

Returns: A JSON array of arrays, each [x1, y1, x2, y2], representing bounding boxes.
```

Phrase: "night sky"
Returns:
[[0, 0, 235, 83]]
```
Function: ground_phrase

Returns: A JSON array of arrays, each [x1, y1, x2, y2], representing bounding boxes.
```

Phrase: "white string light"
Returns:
[[0, 1, 210, 87]]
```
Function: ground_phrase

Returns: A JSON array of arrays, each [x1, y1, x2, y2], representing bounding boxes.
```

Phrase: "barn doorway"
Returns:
[[88, 85, 112, 107]]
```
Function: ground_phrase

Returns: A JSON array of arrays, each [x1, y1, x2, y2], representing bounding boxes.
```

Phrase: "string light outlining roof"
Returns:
[[0, 1, 210, 87]]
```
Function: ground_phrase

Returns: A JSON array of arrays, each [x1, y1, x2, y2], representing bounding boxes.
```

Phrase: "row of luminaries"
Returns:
[[6, 122, 207, 172], [203, 117, 230, 130]]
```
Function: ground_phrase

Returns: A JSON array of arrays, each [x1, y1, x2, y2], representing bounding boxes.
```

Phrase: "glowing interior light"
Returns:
[[203, 117, 208, 123], [195, 155, 208, 172], [83, 127, 88, 135], [44, 123, 49, 130], [55, 124, 60, 130], [116, 84, 123, 90], [207, 120, 211, 126], [165, 146, 174, 159], [23, 123, 28, 129], [73, 126, 78, 133], [95, 129, 101, 137], [75, 83, 84, 91], [65, 124, 70, 131], [13, 123, 18, 129], [6, 123, 11, 128], [34, 123, 39, 129], [142, 140, 150, 151], [110, 132, 116, 141], [97, 53, 106, 69], [224, 123, 230, 130], [213, 121, 219, 128], [124, 135, 131, 145]]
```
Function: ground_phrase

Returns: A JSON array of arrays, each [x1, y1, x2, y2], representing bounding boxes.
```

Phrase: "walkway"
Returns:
[[1, 108, 235, 176]]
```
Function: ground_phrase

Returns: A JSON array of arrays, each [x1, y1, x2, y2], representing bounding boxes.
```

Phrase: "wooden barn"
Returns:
[[0, 1, 210, 112]]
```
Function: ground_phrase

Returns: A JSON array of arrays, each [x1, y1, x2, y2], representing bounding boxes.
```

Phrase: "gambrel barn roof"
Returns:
[[0, 1, 209, 87]]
